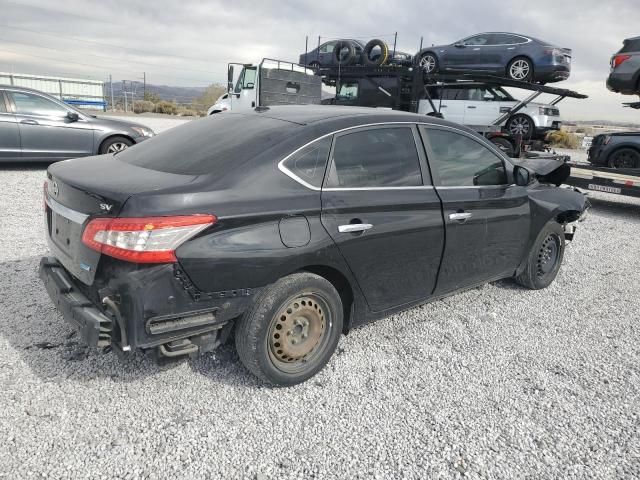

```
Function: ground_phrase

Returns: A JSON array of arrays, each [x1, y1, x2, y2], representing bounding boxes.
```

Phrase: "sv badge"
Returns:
[[100, 203, 113, 212]]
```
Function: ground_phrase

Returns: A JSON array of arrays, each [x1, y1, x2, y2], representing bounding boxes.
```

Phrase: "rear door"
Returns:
[[419, 125, 530, 294], [463, 87, 502, 126], [0, 91, 21, 161], [320, 124, 444, 312], [8, 90, 94, 160]]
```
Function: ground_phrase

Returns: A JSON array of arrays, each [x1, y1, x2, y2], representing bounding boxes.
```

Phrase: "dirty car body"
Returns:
[[39, 106, 588, 383]]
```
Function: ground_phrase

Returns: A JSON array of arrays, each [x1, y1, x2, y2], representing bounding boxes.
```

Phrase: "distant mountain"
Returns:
[[106, 81, 207, 105]]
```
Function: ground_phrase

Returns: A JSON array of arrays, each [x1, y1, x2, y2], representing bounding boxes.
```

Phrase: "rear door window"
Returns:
[[281, 136, 332, 188], [325, 126, 424, 188], [620, 39, 640, 53], [422, 127, 507, 186]]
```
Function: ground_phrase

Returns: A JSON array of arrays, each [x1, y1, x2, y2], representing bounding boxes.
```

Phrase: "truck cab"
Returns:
[[216, 59, 321, 113]]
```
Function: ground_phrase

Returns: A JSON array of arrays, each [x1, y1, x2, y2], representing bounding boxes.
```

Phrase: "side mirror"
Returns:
[[514, 165, 533, 186], [453, 43, 466, 48], [66, 111, 79, 122]]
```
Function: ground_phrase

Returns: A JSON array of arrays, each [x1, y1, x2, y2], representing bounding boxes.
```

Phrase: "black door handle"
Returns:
[[467, 106, 477, 109]]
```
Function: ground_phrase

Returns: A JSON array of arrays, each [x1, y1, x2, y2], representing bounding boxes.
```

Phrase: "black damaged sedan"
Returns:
[[40, 106, 588, 385]]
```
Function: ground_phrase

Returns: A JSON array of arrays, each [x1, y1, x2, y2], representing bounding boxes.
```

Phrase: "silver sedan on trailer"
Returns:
[[0, 85, 155, 162]]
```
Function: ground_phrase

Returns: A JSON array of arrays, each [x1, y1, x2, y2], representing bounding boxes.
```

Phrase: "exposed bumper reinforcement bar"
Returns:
[[39, 257, 112, 348]]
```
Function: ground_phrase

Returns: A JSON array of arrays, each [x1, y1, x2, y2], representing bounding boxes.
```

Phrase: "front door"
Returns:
[[321, 124, 445, 312], [229, 66, 258, 111], [419, 125, 530, 294], [8, 91, 94, 160], [0, 91, 21, 161]]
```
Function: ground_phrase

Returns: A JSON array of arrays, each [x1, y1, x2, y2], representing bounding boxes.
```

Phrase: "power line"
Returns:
[[0, 23, 217, 64]]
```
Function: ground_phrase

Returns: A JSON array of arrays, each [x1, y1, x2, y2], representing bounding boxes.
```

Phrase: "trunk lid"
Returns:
[[45, 154, 199, 285]]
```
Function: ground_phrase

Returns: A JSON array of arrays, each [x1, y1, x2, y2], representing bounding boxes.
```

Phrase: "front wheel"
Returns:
[[100, 136, 133, 154], [235, 273, 343, 386], [418, 52, 438, 74], [607, 148, 640, 169], [515, 221, 565, 290]]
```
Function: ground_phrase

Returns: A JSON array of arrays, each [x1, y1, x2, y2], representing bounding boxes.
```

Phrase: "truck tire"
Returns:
[[333, 40, 356, 66], [235, 272, 343, 386], [362, 39, 389, 66], [515, 221, 565, 290], [99, 136, 133, 154]]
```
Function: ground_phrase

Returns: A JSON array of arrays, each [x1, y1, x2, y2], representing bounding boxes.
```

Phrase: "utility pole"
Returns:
[[122, 80, 127, 112], [109, 74, 114, 111], [143, 72, 146, 100]]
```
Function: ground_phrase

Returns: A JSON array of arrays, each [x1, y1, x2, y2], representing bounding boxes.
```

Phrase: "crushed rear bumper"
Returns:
[[39, 257, 112, 348]]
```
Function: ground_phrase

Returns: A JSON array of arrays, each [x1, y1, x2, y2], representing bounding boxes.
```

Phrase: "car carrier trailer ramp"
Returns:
[[566, 162, 640, 198]]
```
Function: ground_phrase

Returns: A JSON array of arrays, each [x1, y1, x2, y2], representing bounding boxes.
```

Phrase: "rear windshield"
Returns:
[[117, 114, 298, 175], [620, 39, 640, 53]]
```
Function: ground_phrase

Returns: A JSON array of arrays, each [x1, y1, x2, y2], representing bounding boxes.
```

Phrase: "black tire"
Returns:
[[505, 114, 535, 140], [515, 221, 565, 290], [235, 273, 343, 386], [333, 40, 356, 66], [99, 135, 133, 154], [418, 51, 439, 74], [507, 57, 533, 82], [362, 39, 389, 66], [607, 148, 640, 169], [489, 136, 516, 157]]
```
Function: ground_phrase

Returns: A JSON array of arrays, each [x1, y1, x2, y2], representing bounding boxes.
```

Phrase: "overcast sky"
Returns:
[[2, 0, 639, 122]]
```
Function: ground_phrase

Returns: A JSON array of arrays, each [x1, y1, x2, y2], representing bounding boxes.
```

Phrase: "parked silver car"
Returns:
[[0, 85, 155, 162]]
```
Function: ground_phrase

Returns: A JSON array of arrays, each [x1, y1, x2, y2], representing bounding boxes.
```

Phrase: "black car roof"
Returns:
[[232, 104, 461, 130]]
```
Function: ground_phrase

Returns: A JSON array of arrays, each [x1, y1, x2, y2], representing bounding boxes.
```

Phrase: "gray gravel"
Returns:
[[1, 117, 639, 479]]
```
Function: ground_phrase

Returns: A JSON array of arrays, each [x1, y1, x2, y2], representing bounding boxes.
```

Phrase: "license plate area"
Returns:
[[51, 211, 83, 256]]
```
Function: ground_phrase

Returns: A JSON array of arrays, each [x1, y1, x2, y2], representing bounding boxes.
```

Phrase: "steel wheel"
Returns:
[[107, 142, 129, 153], [509, 58, 532, 81], [419, 53, 437, 73], [537, 233, 561, 279], [267, 293, 332, 374], [609, 148, 640, 169]]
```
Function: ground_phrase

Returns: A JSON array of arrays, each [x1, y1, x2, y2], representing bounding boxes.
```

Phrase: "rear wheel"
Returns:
[[505, 114, 534, 139], [100, 136, 133, 154], [235, 273, 343, 386], [515, 221, 565, 290], [507, 57, 533, 82], [607, 148, 640, 169]]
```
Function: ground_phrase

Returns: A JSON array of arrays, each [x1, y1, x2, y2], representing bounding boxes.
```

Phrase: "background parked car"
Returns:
[[0, 85, 154, 162], [588, 132, 640, 169], [415, 32, 572, 84], [299, 39, 412, 68], [607, 37, 640, 95], [418, 83, 561, 139]]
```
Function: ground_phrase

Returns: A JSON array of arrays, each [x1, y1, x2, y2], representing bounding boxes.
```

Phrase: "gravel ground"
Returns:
[[1, 117, 639, 479]]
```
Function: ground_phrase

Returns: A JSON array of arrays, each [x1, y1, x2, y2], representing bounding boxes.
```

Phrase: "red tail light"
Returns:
[[81, 215, 216, 264], [612, 54, 631, 68]]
